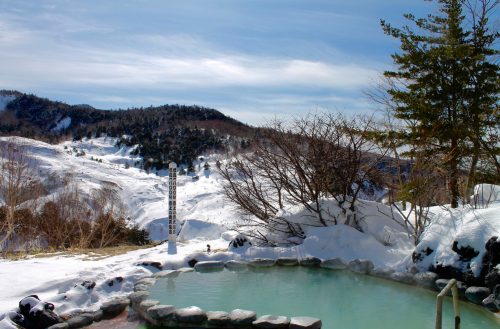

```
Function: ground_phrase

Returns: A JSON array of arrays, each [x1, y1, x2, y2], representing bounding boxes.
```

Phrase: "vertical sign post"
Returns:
[[168, 162, 177, 254]]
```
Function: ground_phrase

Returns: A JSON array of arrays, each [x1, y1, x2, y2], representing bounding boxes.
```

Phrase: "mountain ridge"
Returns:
[[0, 90, 255, 169]]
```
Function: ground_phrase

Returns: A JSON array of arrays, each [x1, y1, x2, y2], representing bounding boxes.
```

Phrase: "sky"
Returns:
[[0, 0, 434, 126]]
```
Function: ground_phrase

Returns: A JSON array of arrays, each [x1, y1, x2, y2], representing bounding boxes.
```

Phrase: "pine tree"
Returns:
[[381, 0, 498, 208]]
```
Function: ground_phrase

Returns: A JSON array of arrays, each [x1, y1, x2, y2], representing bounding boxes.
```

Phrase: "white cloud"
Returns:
[[1, 47, 378, 90]]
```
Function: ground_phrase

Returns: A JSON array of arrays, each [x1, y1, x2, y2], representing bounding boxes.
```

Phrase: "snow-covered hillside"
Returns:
[[0, 136, 498, 323], [0, 136, 234, 242]]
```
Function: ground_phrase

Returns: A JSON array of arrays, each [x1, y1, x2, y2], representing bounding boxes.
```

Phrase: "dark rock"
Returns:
[[494, 284, 500, 308], [414, 272, 439, 289], [412, 247, 433, 263], [194, 261, 225, 272], [229, 309, 257, 325], [47, 323, 69, 329], [248, 258, 276, 267], [480, 237, 500, 288], [137, 261, 162, 271], [138, 300, 160, 315], [225, 260, 248, 270], [485, 270, 500, 291], [390, 272, 415, 284], [228, 234, 252, 251], [106, 276, 124, 287], [482, 294, 499, 312], [100, 297, 129, 317], [289, 316, 322, 329], [484, 237, 500, 270], [6, 311, 25, 327], [253, 315, 290, 328], [129, 291, 150, 306], [147, 305, 175, 321], [435, 279, 467, 297], [92, 310, 104, 322], [429, 264, 480, 286], [321, 258, 347, 270], [465, 286, 491, 304], [276, 257, 298, 266], [80, 281, 96, 290], [435, 278, 449, 291], [66, 314, 94, 329], [299, 257, 321, 267], [187, 258, 198, 267], [348, 259, 374, 274], [18, 295, 63, 329], [174, 306, 207, 323], [452, 241, 479, 261]]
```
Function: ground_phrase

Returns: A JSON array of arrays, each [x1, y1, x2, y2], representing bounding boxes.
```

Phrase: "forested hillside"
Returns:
[[0, 91, 254, 169]]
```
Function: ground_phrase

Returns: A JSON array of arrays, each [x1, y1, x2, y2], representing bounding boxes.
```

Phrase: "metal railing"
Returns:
[[435, 278, 461, 329]]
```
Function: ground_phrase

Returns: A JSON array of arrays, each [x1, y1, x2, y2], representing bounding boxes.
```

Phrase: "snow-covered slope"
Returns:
[[0, 136, 498, 321], [0, 136, 234, 242]]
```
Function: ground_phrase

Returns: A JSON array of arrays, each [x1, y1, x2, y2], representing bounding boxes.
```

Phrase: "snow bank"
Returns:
[[413, 204, 500, 276], [177, 219, 225, 241], [473, 184, 500, 208], [274, 199, 412, 251]]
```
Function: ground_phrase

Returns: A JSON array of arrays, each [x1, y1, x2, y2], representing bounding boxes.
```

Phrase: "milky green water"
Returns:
[[148, 267, 499, 329]]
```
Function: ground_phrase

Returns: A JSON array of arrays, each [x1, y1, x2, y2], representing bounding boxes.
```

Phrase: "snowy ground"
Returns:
[[0, 136, 498, 325]]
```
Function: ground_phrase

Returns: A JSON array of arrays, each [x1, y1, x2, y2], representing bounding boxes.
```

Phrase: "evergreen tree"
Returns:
[[381, 0, 498, 208]]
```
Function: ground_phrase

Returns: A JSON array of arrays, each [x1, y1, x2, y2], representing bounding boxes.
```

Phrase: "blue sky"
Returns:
[[0, 0, 432, 126]]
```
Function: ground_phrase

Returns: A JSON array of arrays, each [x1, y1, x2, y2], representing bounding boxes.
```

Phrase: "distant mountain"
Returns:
[[0, 90, 255, 169]]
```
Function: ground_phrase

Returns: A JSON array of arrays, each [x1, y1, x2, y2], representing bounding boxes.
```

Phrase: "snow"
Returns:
[[178, 219, 226, 242], [51, 117, 72, 132], [0, 95, 15, 111], [473, 184, 500, 207], [0, 136, 498, 322], [413, 203, 500, 276]]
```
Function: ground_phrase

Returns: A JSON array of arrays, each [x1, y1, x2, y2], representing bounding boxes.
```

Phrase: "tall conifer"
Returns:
[[381, 0, 498, 208]]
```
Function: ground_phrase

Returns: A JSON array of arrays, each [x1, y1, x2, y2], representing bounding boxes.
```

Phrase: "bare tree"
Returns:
[[219, 113, 387, 244], [0, 138, 37, 251], [89, 182, 128, 248]]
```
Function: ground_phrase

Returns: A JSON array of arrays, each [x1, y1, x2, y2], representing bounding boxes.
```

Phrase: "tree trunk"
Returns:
[[449, 138, 460, 208]]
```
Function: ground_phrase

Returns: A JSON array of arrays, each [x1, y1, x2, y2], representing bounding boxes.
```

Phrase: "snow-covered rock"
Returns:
[[229, 309, 257, 325], [289, 316, 322, 329], [412, 204, 500, 278], [174, 306, 207, 323], [465, 286, 491, 305], [253, 314, 290, 328]]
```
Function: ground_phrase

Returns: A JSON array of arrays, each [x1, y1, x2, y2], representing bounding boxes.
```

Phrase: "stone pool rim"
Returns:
[[44, 256, 498, 329], [129, 256, 482, 329]]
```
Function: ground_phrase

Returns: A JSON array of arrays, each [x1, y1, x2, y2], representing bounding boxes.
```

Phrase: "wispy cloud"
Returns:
[[0, 0, 400, 125]]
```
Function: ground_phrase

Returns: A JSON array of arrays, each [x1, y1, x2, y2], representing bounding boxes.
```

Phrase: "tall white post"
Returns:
[[168, 162, 177, 254]]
